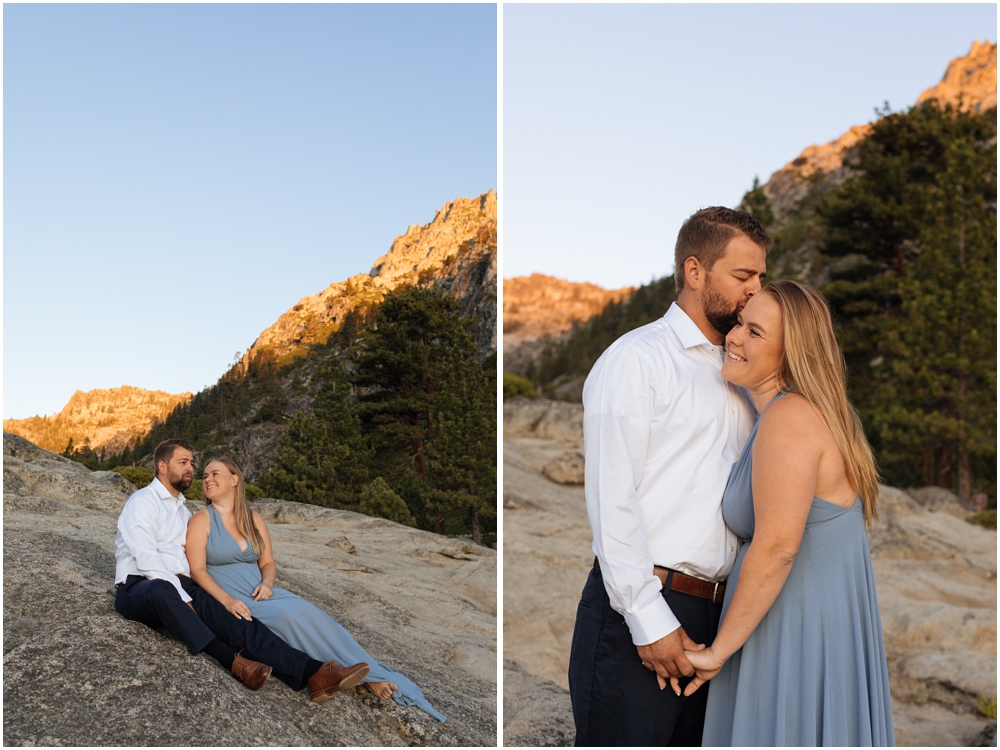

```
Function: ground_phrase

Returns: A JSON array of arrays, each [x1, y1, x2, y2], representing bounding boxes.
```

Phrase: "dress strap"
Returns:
[[760, 391, 787, 416], [206, 503, 223, 533]]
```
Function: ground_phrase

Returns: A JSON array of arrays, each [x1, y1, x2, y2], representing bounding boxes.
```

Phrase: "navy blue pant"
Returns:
[[568, 567, 721, 746], [115, 574, 313, 690]]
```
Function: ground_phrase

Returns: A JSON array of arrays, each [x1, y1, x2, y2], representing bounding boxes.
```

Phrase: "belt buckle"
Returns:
[[712, 581, 720, 604]]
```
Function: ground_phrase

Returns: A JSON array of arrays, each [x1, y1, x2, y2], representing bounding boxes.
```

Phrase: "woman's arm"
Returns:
[[680, 395, 823, 695], [251, 511, 276, 601], [185, 510, 254, 620]]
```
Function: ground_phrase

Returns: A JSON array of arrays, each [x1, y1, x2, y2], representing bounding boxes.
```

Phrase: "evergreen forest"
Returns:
[[519, 103, 997, 503]]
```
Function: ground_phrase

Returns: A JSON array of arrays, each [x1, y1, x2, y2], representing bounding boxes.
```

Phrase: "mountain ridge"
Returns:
[[3, 386, 192, 456]]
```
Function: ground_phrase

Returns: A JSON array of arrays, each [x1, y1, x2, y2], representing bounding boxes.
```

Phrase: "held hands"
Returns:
[[673, 646, 726, 696], [224, 596, 253, 620], [252, 583, 273, 602], [636, 626, 705, 693]]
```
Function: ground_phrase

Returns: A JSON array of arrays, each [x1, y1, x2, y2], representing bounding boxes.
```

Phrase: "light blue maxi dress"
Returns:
[[702, 393, 894, 746], [204, 504, 446, 723]]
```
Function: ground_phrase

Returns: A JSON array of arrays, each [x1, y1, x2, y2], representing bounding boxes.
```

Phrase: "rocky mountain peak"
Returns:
[[775, 41, 996, 186], [916, 39, 997, 113], [240, 190, 497, 369], [369, 190, 497, 286]]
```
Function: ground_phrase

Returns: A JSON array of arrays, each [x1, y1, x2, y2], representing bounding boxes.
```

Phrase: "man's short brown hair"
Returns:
[[153, 439, 194, 476], [674, 207, 772, 293]]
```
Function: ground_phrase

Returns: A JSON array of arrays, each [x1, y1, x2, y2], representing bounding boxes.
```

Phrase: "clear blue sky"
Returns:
[[504, 3, 996, 290], [4, 3, 497, 419]]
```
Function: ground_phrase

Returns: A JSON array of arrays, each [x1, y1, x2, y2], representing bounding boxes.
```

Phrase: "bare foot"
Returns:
[[365, 681, 398, 700]]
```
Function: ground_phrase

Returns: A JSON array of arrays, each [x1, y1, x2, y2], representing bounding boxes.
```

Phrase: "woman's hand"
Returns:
[[224, 596, 253, 620], [252, 583, 273, 602], [669, 646, 726, 696]]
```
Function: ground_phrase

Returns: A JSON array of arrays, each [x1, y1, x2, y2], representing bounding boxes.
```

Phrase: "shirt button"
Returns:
[[735, 453, 740, 458], [731, 409, 735, 415], [730, 546, 735, 552]]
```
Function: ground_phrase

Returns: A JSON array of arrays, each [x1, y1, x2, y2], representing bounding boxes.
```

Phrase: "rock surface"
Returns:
[[502, 398, 996, 747], [502, 660, 575, 747], [917, 40, 997, 113], [3, 432, 497, 746], [3, 385, 192, 455]]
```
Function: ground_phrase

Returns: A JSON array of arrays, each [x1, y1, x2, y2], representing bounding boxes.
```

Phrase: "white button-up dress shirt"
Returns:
[[583, 302, 757, 646], [115, 477, 194, 603]]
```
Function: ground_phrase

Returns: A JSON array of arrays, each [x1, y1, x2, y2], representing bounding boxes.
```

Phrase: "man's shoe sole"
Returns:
[[247, 667, 272, 691], [310, 664, 370, 703]]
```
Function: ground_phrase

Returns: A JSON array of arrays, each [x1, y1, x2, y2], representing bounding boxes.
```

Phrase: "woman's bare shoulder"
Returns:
[[187, 507, 210, 529], [758, 393, 826, 444], [251, 510, 269, 528]]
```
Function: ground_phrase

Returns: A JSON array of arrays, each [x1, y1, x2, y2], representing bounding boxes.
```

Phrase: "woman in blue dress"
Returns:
[[185, 457, 446, 723], [676, 281, 893, 746]]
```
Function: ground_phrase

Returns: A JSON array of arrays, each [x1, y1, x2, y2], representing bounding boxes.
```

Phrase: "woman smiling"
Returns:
[[679, 280, 894, 746]]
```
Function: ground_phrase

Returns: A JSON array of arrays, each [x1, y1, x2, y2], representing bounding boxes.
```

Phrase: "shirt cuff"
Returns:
[[624, 594, 681, 646]]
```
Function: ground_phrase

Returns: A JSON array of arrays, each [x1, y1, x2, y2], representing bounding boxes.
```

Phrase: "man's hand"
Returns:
[[636, 626, 705, 692]]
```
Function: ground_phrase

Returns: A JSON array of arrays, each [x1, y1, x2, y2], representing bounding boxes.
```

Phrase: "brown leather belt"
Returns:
[[594, 558, 726, 604]]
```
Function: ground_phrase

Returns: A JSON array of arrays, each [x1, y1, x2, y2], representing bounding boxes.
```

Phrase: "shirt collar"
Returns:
[[663, 302, 714, 349], [150, 477, 185, 504]]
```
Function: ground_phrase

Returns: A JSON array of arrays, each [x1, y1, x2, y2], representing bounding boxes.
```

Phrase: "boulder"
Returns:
[[542, 452, 585, 485], [909, 485, 976, 518], [326, 536, 358, 554], [3, 433, 496, 746]]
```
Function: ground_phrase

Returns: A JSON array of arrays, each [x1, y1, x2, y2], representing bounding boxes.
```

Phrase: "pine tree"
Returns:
[[350, 289, 469, 477], [358, 477, 416, 527], [818, 103, 997, 493], [262, 351, 371, 508], [874, 137, 997, 497], [739, 176, 775, 227], [425, 351, 497, 544], [349, 287, 494, 534]]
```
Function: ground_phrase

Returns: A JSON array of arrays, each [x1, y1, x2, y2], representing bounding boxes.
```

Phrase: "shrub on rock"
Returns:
[[359, 477, 417, 527]]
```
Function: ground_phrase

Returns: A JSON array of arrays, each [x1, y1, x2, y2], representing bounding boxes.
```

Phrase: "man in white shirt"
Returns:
[[568, 207, 770, 746], [115, 439, 369, 699]]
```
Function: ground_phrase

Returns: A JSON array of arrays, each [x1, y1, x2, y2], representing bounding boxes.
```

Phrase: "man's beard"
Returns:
[[703, 278, 742, 339], [168, 471, 193, 493]]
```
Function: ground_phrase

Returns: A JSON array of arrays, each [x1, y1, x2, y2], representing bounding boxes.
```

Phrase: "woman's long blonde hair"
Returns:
[[203, 457, 265, 555], [762, 280, 880, 525]]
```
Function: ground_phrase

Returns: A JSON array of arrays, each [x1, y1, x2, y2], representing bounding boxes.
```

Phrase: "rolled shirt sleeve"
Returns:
[[117, 496, 192, 603], [583, 343, 681, 646]]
